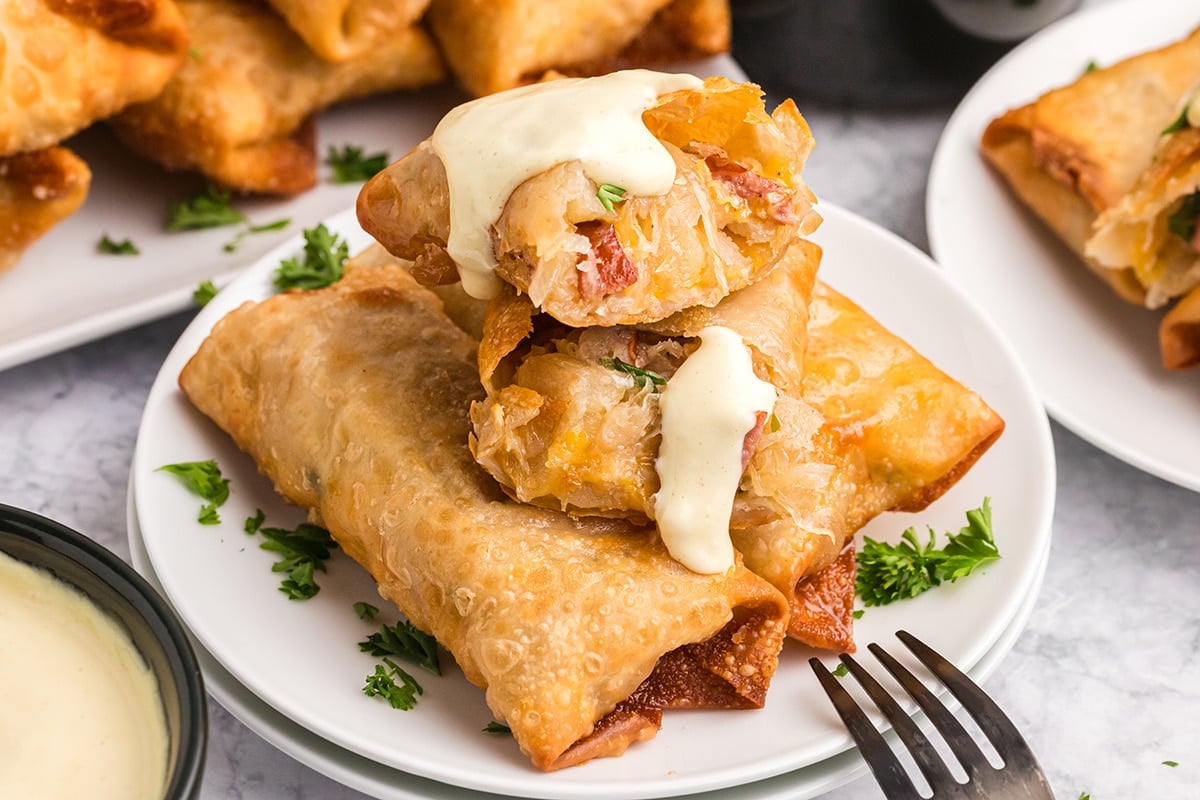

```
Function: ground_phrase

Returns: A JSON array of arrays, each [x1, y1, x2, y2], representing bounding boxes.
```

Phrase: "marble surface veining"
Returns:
[[1, 0, 1198, 797]]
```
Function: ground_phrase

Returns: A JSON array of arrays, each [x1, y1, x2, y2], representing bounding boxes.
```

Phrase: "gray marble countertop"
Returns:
[[2, 1, 1198, 797]]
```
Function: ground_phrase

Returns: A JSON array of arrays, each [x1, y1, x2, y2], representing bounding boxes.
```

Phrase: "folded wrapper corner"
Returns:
[[0, 147, 91, 274], [262, 0, 431, 63], [110, 0, 445, 196], [177, 260, 790, 771], [426, 0, 729, 97]]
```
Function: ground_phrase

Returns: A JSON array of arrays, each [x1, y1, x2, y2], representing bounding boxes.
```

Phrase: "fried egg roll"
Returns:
[[803, 282, 1006, 531], [178, 261, 789, 771], [110, 0, 445, 195], [425, 0, 728, 97], [357, 75, 819, 326], [0, 147, 90, 274], [980, 26, 1200, 364], [0, 0, 187, 157], [262, 0, 429, 62]]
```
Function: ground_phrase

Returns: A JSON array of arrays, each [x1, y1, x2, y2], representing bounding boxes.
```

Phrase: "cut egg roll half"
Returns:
[[357, 72, 820, 326], [178, 259, 790, 772]]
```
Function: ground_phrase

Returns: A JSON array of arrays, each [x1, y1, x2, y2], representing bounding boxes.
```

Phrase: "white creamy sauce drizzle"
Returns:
[[653, 326, 777, 574], [0, 550, 168, 800], [430, 69, 703, 299]]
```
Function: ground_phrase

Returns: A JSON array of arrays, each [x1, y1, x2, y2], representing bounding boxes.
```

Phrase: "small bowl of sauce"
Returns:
[[0, 503, 206, 800]]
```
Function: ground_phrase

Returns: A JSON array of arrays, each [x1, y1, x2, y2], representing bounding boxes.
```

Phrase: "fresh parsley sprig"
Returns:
[[193, 279, 218, 307], [597, 183, 627, 213], [157, 460, 230, 525], [600, 357, 666, 391], [256, 522, 338, 600], [482, 721, 512, 735], [354, 601, 380, 621], [1163, 105, 1193, 135], [273, 223, 349, 291], [363, 657, 423, 710], [360, 619, 441, 675], [326, 145, 389, 183], [223, 218, 291, 253], [855, 498, 999, 607]]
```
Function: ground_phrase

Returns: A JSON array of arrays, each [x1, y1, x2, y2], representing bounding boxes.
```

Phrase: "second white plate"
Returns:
[[928, 0, 1200, 492], [131, 203, 1055, 800]]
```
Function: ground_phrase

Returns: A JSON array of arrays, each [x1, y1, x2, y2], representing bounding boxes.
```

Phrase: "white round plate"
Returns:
[[126, 478, 1051, 800], [928, 0, 1200, 492], [131, 202, 1054, 800]]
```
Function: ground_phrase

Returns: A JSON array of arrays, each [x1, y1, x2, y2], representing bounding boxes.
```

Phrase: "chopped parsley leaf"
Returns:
[[1167, 190, 1200, 243], [273, 223, 349, 291], [193, 279, 218, 307], [354, 601, 380, 621], [852, 609, 864, 619], [597, 183, 627, 213], [256, 522, 338, 600], [363, 658, 423, 710], [244, 508, 265, 536], [856, 498, 999, 607], [97, 234, 140, 255], [483, 721, 512, 735], [1163, 760, 1179, 767], [600, 357, 666, 391], [326, 145, 389, 183], [360, 619, 441, 675], [157, 460, 230, 524], [223, 217, 291, 253], [831, 663, 849, 678], [166, 185, 247, 231]]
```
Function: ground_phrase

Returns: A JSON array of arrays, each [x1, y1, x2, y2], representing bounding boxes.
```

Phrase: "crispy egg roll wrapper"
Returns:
[[110, 0, 445, 196], [178, 261, 789, 771], [0, 0, 187, 157], [1161, 283, 1200, 369], [980, 27, 1200, 307], [358, 77, 820, 326], [426, 0, 727, 97], [0, 146, 90, 273], [262, 0, 429, 63], [470, 240, 858, 646], [803, 282, 1006, 531]]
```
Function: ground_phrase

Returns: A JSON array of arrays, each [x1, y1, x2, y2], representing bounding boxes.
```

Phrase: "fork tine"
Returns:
[[809, 657, 923, 800], [868, 641, 992, 783], [897, 630, 1050, 778], [837, 652, 966, 795]]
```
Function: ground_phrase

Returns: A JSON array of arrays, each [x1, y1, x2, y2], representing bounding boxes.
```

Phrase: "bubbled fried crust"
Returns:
[[0, 146, 91, 273], [0, 0, 187, 157], [178, 261, 789, 771]]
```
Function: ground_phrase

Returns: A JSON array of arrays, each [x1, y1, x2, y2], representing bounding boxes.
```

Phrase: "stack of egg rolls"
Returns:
[[181, 70, 1004, 769], [981, 26, 1200, 368]]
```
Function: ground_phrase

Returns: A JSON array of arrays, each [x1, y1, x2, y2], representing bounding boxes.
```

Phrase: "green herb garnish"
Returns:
[[157, 460, 230, 524], [223, 218, 291, 253], [244, 508, 265, 535], [193, 279, 218, 307], [597, 183, 627, 213], [273, 223, 349, 291], [1163, 760, 1179, 767], [600, 357, 666, 391], [1168, 190, 1200, 243], [1163, 105, 1192, 135], [767, 412, 782, 432], [831, 663, 849, 678], [360, 619, 441, 675], [326, 145, 389, 183], [1083, 59, 1099, 74], [256, 522, 338, 600], [855, 498, 999, 607], [167, 185, 247, 231], [363, 658, 423, 710], [852, 609, 864, 619], [97, 234, 140, 255], [483, 721, 512, 735], [354, 601, 380, 621], [188, 47, 201, 60]]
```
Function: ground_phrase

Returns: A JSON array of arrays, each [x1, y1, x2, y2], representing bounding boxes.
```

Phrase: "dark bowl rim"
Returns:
[[0, 502, 207, 800]]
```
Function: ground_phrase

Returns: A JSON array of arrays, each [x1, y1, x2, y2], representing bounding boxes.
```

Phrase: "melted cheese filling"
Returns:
[[431, 69, 703, 299], [653, 326, 777, 574], [0, 550, 168, 800]]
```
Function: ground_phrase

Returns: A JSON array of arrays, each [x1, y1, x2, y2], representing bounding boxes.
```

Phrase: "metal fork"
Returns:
[[809, 629, 1054, 799]]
